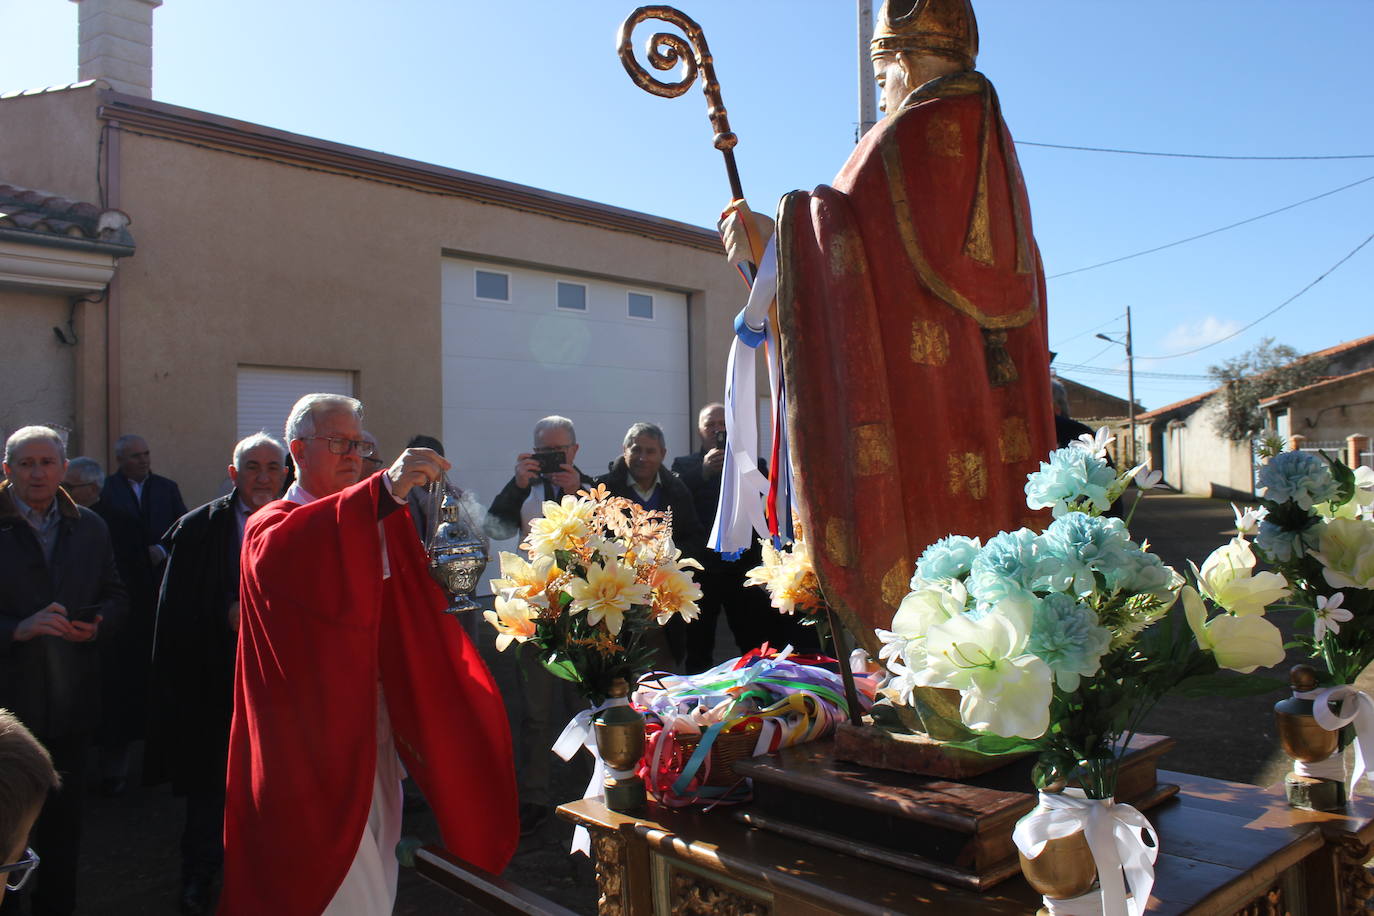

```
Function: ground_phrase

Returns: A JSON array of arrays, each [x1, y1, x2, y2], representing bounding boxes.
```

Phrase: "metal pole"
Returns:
[[857, 0, 877, 140], [1126, 306, 1136, 466]]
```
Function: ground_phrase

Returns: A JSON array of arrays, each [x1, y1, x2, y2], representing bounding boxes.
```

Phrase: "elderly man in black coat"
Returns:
[[1, 425, 127, 916], [145, 432, 287, 915]]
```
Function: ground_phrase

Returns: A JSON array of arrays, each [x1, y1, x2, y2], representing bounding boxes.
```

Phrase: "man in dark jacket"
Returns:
[[671, 405, 800, 671], [597, 422, 707, 668], [1, 426, 127, 916], [145, 433, 287, 915], [97, 433, 188, 793]]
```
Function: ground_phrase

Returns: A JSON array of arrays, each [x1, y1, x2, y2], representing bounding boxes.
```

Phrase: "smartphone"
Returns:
[[534, 449, 566, 477], [71, 604, 101, 624], [714, 430, 727, 449]]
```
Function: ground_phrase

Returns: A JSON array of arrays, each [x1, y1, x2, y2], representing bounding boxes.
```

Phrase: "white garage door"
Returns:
[[237, 365, 354, 442], [440, 257, 691, 546]]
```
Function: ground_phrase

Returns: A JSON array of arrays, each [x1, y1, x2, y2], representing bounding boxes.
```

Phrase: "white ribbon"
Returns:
[[553, 696, 628, 856], [1295, 685, 1374, 792], [1012, 789, 1158, 916]]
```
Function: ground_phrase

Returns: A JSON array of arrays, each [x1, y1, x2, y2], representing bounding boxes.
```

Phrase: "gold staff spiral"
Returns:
[[616, 5, 745, 201]]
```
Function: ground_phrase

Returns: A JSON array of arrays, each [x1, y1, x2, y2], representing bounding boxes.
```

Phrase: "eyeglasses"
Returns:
[[304, 437, 375, 458], [1, 847, 39, 892]]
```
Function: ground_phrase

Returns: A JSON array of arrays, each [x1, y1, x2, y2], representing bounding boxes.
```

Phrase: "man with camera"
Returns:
[[484, 416, 596, 836]]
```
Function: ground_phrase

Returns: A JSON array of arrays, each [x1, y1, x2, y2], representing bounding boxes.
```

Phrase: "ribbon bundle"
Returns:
[[1293, 684, 1374, 789], [635, 647, 877, 807], [1013, 789, 1158, 916]]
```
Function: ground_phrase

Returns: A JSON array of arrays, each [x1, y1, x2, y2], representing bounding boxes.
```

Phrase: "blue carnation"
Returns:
[[1109, 547, 1174, 599], [1025, 447, 1119, 517], [1258, 451, 1339, 511], [1256, 518, 1322, 562], [968, 528, 1040, 605], [913, 535, 982, 585], [1038, 513, 1133, 594], [1027, 593, 1112, 692]]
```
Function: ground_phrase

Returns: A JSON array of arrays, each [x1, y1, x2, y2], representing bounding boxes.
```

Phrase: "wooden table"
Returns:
[[558, 769, 1374, 915]]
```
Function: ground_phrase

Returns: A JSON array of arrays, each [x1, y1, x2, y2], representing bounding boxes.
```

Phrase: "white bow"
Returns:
[[553, 696, 628, 856], [1013, 789, 1158, 916], [1296, 685, 1374, 792]]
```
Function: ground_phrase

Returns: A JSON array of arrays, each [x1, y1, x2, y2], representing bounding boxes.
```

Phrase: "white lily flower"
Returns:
[[1074, 427, 1115, 459], [920, 611, 1051, 739], [1231, 503, 1267, 536], [1314, 592, 1354, 641], [1188, 537, 1290, 616], [1182, 586, 1285, 674]]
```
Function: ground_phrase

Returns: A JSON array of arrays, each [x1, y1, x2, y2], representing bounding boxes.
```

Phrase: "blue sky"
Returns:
[[3, 0, 1371, 410]]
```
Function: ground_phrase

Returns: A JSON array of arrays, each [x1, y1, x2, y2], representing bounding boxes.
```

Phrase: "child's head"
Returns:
[[0, 711, 58, 900]]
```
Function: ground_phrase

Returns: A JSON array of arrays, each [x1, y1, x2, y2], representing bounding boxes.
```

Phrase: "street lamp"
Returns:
[[1096, 305, 1136, 466]]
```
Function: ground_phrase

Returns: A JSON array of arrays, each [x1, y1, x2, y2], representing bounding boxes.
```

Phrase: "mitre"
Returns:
[[871, 0, 979, 69]]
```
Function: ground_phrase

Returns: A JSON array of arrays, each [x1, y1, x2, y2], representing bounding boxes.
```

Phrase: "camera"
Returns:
[[534, 449, 566, 477], [714, 430, 726, 449]]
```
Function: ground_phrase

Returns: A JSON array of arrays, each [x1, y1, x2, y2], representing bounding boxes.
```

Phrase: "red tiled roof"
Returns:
[[1259, 365, 1374, 407], [1135, 388, 1219, 420], [1303, 333, 1374, 362], [0, 183, 134, 249]]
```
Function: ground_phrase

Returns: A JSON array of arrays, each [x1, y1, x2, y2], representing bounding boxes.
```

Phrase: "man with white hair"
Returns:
[[221, 395, 517, 916], [0, 426, 127, 916], [145, 432, 288, 915]]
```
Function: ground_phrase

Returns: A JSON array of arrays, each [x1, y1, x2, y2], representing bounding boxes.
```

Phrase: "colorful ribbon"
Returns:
[[1013, 790, 1158, 916]]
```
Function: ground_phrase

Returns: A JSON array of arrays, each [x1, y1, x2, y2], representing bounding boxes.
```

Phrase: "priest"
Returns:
[[221, 394, 518, 915]]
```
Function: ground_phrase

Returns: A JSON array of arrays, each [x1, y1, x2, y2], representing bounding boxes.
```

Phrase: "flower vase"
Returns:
[[1275, 665, 1349, 811], [1014, 761, 1158, 916], [593, 677, 647, 814]]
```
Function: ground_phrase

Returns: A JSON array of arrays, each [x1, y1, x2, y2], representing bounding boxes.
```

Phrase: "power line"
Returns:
[[1048, 173, 1374, 279], [1056, 362, 1213, 381], [1136, 230, 1374, 361], [1051, 311, 1124, 348], [1017, 141, 1374, 161]]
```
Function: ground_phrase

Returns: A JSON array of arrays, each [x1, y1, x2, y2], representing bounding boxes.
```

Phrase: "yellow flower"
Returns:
[[524, 495, 596, 556], [651, 565, 703, 624], [484, 591, 539, 652], [563, 560, 651, 636], [492, 551, 559, 607]]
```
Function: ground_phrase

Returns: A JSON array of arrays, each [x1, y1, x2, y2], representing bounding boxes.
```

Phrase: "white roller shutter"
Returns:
[[236, 366, 354, 442]]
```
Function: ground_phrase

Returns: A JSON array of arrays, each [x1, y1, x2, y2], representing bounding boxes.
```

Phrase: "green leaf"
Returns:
[[1171, 673, 1286, 699], [541, 657, 582, 684], [942, 734, 1042, 757]]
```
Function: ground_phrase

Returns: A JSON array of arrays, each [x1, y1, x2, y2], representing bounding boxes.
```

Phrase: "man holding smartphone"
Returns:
[[483, 415, 596, 836], [0, 425, 128, 916]]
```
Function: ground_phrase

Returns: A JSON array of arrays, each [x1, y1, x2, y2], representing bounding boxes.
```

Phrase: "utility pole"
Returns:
[[1125, 305, 1136, 467], [857, 0, 877, 141]]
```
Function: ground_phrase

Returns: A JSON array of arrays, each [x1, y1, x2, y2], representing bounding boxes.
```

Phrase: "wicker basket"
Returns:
[[673, 724, 762, 787]]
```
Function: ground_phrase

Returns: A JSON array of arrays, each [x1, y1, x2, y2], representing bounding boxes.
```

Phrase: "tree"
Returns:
[[1208, 338, 1322, 442]]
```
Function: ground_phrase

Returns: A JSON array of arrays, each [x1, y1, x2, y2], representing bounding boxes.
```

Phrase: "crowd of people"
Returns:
[[0, 396, 804, 914]]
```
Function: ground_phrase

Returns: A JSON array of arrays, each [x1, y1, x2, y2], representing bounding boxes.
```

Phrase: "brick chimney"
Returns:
[[70, 0, 163, 98]]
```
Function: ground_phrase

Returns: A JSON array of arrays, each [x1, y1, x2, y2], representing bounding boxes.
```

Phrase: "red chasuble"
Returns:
[[221, 474, 517, 915], [775, 71, 1055, 661]]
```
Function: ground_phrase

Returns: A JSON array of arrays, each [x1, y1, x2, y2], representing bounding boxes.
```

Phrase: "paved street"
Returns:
[[72, 490, 1310, 913]]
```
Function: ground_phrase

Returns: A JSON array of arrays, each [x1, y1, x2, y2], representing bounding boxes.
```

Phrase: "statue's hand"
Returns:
[[718, 200, 774, 267]]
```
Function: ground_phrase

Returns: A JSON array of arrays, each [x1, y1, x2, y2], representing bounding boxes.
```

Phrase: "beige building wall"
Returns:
[[1159, 397, 1254, 498], [0, 289, 77, 445], [1285, 377, 1374, 443], [0, 86, 745, 506]]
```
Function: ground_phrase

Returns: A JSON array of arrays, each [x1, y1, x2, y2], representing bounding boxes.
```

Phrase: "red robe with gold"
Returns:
[[775, 70, 1055, 658], [221, 474, 517, 914]]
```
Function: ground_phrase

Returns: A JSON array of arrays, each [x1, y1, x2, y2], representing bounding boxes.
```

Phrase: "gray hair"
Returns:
[[4, 426, 67, 466], [1050, 379, 1071, 418], [698, 403, 724, 425], [284, 393, 363, 442], [233, 432, 288, 470], [113, 434, 147, 459], [533, 415, 576, 445], [66, 456, 104, 484], [623, 422, 665, 449]]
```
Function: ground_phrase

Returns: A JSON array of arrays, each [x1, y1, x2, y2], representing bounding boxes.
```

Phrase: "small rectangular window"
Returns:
[[628, 292, 654, 320], [556, 281, 587, 311], [474, 270, 509, 301]]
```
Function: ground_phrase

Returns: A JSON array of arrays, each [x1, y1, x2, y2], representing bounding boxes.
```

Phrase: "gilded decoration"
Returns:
[[669, 868, 770, 916], [1336, 834, 1374, 914], [925, 119, 962, 157], [910, 319, 950, 366], [881, 558, 910, 608], [591, 831, 626, 916], [947, 451, 988, 500], [828, 229, 866, 277], [1229, 883, 1286, 916], [853, 424, 896, 477], [999, 416, 1031, 463], [824, 517, 855, 568]]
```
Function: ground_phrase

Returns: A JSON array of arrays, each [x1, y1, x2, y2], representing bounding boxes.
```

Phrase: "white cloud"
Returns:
[[1159, 316, 1243, 353]]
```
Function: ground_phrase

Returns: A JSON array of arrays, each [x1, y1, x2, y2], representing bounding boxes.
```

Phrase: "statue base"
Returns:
[[733, 735, 1176, 891], [1285, 772, 1346, 811], [833, 719, 1024, 778]]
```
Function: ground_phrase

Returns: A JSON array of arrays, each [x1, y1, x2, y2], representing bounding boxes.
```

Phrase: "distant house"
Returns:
[[1054, 376, 1144, 424], [1136, 333, 1374, 497]]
